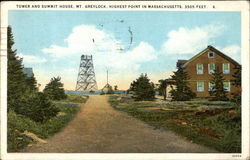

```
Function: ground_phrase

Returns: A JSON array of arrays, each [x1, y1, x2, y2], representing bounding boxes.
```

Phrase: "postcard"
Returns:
[[0, 1, 249, 160]]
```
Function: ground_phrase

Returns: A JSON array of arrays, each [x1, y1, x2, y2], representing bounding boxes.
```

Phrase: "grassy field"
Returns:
[[109, 95, 241, 153], [7, 94, 88, 152]]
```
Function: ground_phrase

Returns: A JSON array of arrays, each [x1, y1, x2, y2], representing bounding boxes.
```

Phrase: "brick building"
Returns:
[[177, 45, 241, 98]]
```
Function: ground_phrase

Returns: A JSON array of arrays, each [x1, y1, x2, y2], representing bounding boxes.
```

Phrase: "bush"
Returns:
[[16, 92, 59, 123], [129, 74, 155, 101], [217, 108, 241, 132], [8, 103, 80, 152], [8, 110, 35, 152], [43, 77, 67, 100]]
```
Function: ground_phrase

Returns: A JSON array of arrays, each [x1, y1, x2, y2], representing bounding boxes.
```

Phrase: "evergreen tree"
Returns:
[[25, 75, 38, 92], [170, 67, 196, 101], [129, 74, 155, 101], [43, 76, 67, 100], [7, 26, 28, 111], [158, 79, 167, 100], [232, 66, 241, 87], [18, 92, 59, 122], [7, 26, 58, 122], [209, 68, 228, 101], [231, 66, 241, 104]]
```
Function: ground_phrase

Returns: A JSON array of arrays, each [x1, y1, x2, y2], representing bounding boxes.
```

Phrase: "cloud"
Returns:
[[42, 25, 119, 57], [161, 24, 224, 55], [18, 53, 47, 64], [127, 42, 156, 62], [219, 45, 241, 63], [42, 25, 156, 71], [220, 45, 241, 56]]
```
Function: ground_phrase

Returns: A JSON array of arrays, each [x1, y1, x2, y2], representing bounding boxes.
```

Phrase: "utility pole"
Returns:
[[102, 68, 111, 92]]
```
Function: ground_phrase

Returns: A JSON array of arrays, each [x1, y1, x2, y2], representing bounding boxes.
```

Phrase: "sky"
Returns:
[[8, 11, 241, 90]]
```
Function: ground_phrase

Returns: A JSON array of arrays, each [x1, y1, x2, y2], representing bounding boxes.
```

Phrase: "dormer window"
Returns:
[[208, 52, 215, 58]]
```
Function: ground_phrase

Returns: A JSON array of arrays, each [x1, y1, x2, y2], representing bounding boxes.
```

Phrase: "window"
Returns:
[[223, 63, 230, 74], [208, 52, 215, 58], [208, 82, 215, 91], [197, 81, 204, 92], [223, 81, 230, 91], [197, 64, 203, 74], [208, 64, 216, 74]]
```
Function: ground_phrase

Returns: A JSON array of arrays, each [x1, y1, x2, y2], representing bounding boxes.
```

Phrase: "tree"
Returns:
[[231, 66, 241, 104], [209, 68, 228, 101], [170, 67, 196, 101], [43, 77, 67, 100], [114, 85, 118, 91], [18, 92, 59, 122], [7, 26, 37, 110], [25, 75, 38, 92], [7, 26, 28, 111], [129, 74, 155, 101], [7, 26, 58, 122], [158, 79, 168, 100]]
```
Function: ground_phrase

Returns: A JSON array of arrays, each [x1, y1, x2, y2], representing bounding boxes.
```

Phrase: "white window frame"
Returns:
[[197, 81, 204, 92], [208, 82, 215, 91], [197, 64, 203, 74], [208, 64, 216, 74], [208, 52, 215, 58], [223, 63, 230, 74], [223, 81, 231, 92]]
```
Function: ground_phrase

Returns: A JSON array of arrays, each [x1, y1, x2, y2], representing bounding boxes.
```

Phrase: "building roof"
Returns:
[[23, 68, 34, 78], [182, 45, 241, 68]]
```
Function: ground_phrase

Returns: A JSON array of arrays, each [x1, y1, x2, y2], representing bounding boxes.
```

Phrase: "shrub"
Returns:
[[129, 74, 155, 101], [16, 92, 59, 123], [43, 77, 67, 100], [8, 103, 80, 152], [7, 110, 35, 152]]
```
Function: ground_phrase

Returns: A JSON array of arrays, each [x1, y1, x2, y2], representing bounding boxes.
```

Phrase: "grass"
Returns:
[[55, 94, 89, 103], [109, 95, 241, 153], [7, 94, 87, 152]]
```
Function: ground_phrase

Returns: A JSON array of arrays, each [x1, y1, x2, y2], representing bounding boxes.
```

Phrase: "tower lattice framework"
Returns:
[[75, 55, 98, 91]]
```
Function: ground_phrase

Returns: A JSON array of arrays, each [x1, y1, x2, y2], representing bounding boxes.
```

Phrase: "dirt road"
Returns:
[[23, 95, 217, 153]]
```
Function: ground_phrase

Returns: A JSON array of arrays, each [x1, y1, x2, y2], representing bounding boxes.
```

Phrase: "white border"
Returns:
[[0, 1, 249, 160]]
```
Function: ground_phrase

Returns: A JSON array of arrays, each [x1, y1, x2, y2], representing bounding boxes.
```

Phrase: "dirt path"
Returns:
[[23, 95, 217, 153]]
